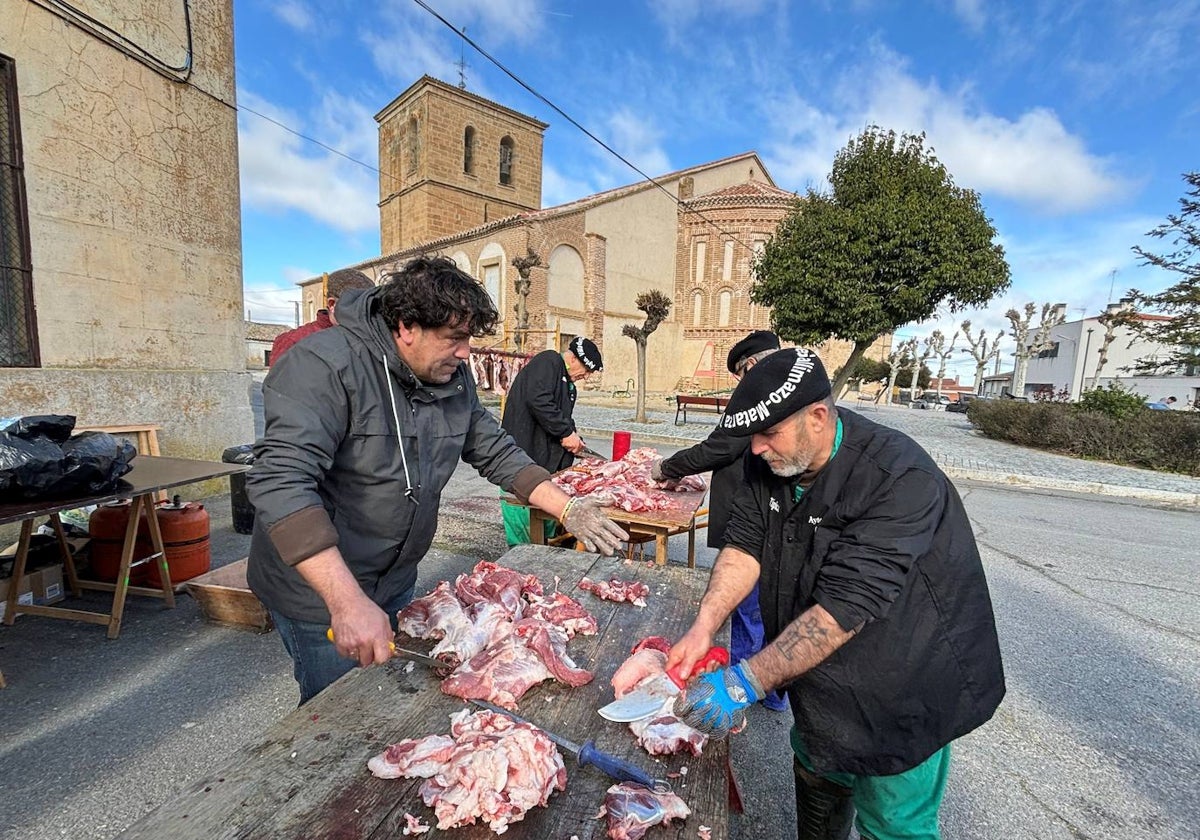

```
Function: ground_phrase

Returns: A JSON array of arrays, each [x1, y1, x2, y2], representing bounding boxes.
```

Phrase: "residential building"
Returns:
[[1, 1, 252, 458], [245, 322, 290, 369], [299, 78, 890, 393], [1023, 302, 1200, 405]]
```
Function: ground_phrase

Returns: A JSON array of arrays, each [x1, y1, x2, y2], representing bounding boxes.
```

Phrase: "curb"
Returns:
[[577, 426, 1200, 509]]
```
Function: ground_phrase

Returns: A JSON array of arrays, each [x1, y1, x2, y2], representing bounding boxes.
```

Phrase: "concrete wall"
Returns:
[[0, 0, 253, 473]]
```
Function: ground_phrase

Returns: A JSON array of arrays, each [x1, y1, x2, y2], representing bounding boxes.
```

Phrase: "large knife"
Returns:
[[598, 645, 730, 722], [325, 630, 452, 672], [468, 698, 668, 791], [578, 442, 608, 461]]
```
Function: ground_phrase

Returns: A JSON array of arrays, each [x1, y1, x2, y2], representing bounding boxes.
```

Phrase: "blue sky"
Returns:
[[235, 0, 1199, 380]]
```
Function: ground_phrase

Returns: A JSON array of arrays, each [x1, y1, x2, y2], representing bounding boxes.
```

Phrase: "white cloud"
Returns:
[[603, 108, 672, 181], [271, 0, 315, 32], [237, 92, 378, 234], [762, 53, 1129, 214], [647, 0, 774, 39], [949, 0, 986, 33], [541, 162, 597, 207]]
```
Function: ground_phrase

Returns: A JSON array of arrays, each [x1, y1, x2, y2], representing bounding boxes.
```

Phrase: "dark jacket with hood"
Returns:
[[658, 426, 747, 549], [246, 287, 550, 623], [500, 349, 577, 474], [724, 409, 1005, 776]]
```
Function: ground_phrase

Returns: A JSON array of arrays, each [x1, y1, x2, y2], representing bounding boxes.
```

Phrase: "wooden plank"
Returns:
[[185, 559, 272, 632], [119, 545, 728, 840]]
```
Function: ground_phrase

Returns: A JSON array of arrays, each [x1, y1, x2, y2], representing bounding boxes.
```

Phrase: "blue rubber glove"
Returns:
[[674, 662, 766, 738]]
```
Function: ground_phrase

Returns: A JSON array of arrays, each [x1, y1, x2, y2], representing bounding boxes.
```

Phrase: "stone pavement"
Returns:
[[567, 398, 1200, 507]]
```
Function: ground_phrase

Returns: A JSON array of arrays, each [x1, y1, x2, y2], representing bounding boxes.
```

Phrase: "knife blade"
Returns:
[[325, 629, 451, 672], [598, 645, 730, 722], [578, 443, 608, 461], [468, 699, 668, 791]]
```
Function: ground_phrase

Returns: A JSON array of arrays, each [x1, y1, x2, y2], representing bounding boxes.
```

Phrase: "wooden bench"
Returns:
[[675, 394, 728, 425]]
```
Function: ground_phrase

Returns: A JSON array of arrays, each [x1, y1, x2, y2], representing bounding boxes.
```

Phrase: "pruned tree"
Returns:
[[510, 248, 543, 352], [1005, 303, 1065, 397], [752, 126, 1010, 396], [876, 337, 917, 404], [909, 335, 937, 402], [1089, 306, 1137, 389], [622, 290, 672, 424], [929, 330, 960, 397], [1125, 171, 1200, 374], [961, 320, 1004, 394]]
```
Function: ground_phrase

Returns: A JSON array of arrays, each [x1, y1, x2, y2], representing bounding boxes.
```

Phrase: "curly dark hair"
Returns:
[[378, 255, 499, 337]]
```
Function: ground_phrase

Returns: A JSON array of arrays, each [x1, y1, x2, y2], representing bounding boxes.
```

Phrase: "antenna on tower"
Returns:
[[456, 27, 468, 89]]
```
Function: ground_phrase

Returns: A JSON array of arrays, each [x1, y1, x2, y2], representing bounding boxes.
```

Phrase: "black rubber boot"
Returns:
[[794, 756, 855, 840]]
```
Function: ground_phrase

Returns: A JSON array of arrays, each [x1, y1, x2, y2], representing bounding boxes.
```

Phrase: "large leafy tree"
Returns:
[[1126, 171, 1200, 374], [753, 126, 1011, 395]]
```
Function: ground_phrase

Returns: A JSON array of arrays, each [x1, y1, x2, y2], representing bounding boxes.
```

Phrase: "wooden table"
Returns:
[[118, 545, 731, 840], [1, 456, 246, 641], [522, 489, 708, 567]]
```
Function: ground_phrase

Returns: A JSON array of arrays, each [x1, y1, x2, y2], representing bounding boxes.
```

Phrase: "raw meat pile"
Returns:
[[595, 782, 691, 840], [552, 447, 707, 513], [579, 576, 650, 608], [610, 637, 709, 757], [369, 708, 567, 834], [397, 562, 598, 709]]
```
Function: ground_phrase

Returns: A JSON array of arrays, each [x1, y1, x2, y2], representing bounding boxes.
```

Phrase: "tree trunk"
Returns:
[[1012, 356, 1029, 396], [974, 361, 987, 394], [634, 337, 649, 424], [830, 341, 871, 401], [877, 366, 900, 404]]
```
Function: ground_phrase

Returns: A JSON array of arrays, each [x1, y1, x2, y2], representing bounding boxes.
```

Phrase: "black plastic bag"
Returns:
[[221, 443, 256, 465], [0, 417, 136, 501], [2, 414, 76, 444]]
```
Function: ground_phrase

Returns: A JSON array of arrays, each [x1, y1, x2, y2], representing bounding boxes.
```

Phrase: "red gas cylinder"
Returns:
[[88, 501, 153, 584], [146, 496, 211, 587]]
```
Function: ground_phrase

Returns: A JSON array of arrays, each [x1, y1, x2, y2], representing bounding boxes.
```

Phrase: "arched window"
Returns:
[[718, 289, 732, 326], [547, 244, 585, 310], [692, 291, 704, 326], [463, 126, 475, 175], [407, 116, 419, 173], [499, 136, 514, 185]]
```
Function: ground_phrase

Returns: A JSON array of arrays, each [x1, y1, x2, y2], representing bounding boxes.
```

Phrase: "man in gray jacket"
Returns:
[[247, 256, 626, 704]]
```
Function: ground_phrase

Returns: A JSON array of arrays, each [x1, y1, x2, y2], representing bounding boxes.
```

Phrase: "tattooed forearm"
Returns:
[[745, 604, 856, 694]]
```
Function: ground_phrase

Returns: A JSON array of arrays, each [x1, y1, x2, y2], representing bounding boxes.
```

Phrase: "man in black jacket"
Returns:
[[248, 259, 626, 705], [667, 348, 1005, 840], [499, 336, 603, 545], [650, 330, 787, 710]]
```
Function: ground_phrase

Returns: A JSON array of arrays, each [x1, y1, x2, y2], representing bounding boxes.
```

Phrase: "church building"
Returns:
[[301, 76, 888, 394]]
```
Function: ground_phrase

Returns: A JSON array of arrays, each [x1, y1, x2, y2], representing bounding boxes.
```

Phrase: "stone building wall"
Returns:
[[0, 0, 252, 468]]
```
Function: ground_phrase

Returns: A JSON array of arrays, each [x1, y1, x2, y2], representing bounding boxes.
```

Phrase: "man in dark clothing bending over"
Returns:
[[667, 348, 1005, 840], [499, 336, 603, 545], [649, 329, 787, 711], [247, 257, 626, 705]]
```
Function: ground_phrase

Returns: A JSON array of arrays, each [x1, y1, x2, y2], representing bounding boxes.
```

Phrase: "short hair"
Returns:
[[326, 269, 375, 301], [378, 255, 499, 337]]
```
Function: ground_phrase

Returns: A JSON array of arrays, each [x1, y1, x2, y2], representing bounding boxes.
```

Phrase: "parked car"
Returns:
[[946, 395, 976, 414], [911, 393, 952, 410]]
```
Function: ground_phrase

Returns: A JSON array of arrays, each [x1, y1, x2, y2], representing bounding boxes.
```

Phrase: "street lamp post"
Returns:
[[1053, 334, 1079, 400], [1082, 328, 1095, 393]]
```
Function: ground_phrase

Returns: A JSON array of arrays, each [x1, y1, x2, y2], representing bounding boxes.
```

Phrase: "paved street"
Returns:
[[2, 425, 1197, 839]]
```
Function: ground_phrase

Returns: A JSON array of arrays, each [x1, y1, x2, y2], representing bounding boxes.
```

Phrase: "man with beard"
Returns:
[[666, 348, 1005, 840]]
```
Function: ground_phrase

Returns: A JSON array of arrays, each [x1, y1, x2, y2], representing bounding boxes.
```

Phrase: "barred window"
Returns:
[[0, 55, 38, 367], [499, 136, 514, 185]]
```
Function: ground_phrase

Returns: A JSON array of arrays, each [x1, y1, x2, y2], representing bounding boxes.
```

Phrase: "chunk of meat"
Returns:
[[455, 560, 543, 618], [429, 600, 514, 663], [551, 447, 706, 513], [396, 581, 472, 642], [580, 576, 649, 608], [524, 590, 598, 638], [515, 618, 594, 688], [371, 710, 566, 834], [611, 648, 668, 698], [631, 636, 672, 655], [367, 734, 457, 780], [441, 634, 554, 710], [596, 782, 691, 840], [401, 813, 430, 835], [629, 714, 707, 757]]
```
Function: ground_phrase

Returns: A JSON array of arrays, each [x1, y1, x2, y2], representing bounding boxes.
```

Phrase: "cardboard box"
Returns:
[[31, 564, 65, 605], [0, 572, 35, 622]]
